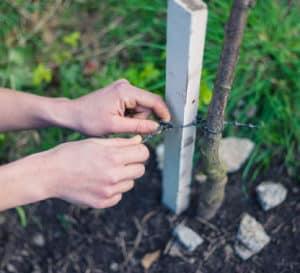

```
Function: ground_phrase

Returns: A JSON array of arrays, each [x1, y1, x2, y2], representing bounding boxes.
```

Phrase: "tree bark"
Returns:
[[198, 0, 255, 219]]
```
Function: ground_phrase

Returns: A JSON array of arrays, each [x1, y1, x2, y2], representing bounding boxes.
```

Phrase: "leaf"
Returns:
[[16, 206, 27, 227], [199, 80, 212, 109], [9, 66, 32, 89], [0, 133, 5, 142], [141, 250, 161, 270], [32, 64, 52, 86], [8, 47, 33, 65], [140, 63, 160, 80], [63, 32, 81, 48]]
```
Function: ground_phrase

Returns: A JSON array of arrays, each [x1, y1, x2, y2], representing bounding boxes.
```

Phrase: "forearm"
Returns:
[[0, 151, 53, 211], [0, 88, 75, 132]]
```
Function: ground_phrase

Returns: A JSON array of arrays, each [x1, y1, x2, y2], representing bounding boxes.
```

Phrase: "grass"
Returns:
[[0, 0, 299, 184]]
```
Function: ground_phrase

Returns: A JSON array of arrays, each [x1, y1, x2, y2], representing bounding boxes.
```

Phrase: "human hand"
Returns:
[[46, 135, 149, 208], [70, 79, 171, 136]]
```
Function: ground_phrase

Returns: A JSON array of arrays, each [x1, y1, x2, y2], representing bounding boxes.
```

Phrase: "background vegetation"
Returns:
[[0, 0, 299, 185]]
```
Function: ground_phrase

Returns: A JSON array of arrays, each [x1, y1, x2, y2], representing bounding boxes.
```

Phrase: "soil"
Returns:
[[0, 148, 299, 273]]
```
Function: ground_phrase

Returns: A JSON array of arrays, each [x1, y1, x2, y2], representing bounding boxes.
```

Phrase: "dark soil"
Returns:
[[0, 149, 299, 273]]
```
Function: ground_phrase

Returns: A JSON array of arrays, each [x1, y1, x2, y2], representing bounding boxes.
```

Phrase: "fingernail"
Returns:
[[163, 113, 171, 122], [132, 135, 142, 142], [152, 122, 160, 130]]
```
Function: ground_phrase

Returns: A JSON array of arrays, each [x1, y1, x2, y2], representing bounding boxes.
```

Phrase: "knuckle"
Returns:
[[137, 164, 145, 177], [109, 117, 118, 132], [154, 94, 163, 103], [111, 194, 122, 206], [114, 78, 130, 94], [109, 152, 120, 165], [135, 120, 144, 133], [116, 78, 129, 85], [127, 180, 135, 190], [90, 199, 104, 209], [102, 187, 113, 198], [109, 172, 119, 184], [140, 144, 150, 160]]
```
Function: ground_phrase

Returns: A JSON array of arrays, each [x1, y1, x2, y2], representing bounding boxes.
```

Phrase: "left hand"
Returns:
[[70, 79, 171, 136]]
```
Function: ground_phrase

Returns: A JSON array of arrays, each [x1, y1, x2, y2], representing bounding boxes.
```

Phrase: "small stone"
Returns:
[[219, 137, 254, 173], [173, 224, 204, 252], [234, 241, 254, 260], [224, 244, 233, 261], [189, 257, 196, 264], [32, 233, 45, 247], [292, 187, 300, 194], [195, 173, 207, 183], [168, 242, 182, 257], [6, 264, 17, 273], [110, 262, 119, 272], [234, 213, 270, 260], [155, 144, 164, 171], [32, 265, 42, 273], [256, 181, 287, 211]]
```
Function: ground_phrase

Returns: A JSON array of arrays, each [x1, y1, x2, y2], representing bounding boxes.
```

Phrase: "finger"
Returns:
[[93, 194, 123, 209], [117, 144, 149, 164], [131, 105, 152, 120], [112, 116, 159, 134], [90, 135, 142, 146], [133, 88, 170, 121], [117, 164, 145, 181], [110, 180, 135, 195]]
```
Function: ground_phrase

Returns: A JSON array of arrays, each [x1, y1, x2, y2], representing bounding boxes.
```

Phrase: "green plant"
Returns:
[[204, 0, 300, 179], [16, 206, 27, 227], [0, 0, 299, 188]]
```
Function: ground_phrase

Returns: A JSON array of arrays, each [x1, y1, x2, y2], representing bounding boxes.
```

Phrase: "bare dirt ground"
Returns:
[[0, 148, 299, 273]]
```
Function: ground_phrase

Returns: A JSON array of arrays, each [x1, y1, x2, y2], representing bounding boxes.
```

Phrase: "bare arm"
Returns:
[[0, 88, 75, 132], [0, 79, 171, 211], [0, 79, 170, 134], [0, 136, 149, 211]]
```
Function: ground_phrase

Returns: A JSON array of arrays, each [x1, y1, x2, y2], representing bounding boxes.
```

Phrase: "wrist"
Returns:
[[0, 151, 54, 211], [38, 97, 76, 130]]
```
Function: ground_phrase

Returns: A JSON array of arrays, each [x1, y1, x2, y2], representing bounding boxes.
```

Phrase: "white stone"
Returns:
[[234, 241, 254, 260], [156, 138, 255, 175], [155, 143, 164, 171], [168, 242, 182, 257], [234, 213, 270, 260], [110, 262, 119, 272], [256, 181, 287, 211], [219, 137, 254, 173], [173, 224, 204, 252], [7, 264, 17, 273], [32, 233, 45, 247]]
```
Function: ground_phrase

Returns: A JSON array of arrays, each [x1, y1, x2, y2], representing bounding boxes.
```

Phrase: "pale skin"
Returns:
[[0, 79, 171, 211]]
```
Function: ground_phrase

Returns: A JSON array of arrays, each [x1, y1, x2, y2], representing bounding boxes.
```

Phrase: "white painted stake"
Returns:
[[163, 0, 207, 214]]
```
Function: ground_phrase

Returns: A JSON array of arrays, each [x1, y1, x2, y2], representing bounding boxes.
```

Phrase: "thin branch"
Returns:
[[198, 0, 255, 219]]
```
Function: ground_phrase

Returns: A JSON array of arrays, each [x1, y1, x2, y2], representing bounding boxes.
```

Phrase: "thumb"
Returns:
[[90, 135, 142, 146], [104, 135, 142, 146], [112, 116, 159, 134]]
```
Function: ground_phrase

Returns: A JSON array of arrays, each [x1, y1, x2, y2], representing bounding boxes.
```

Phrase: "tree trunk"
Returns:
[[198, 0, 255, 219]]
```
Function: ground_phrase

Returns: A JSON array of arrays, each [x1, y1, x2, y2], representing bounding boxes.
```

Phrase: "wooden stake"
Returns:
[[163, 0, 207, 214]]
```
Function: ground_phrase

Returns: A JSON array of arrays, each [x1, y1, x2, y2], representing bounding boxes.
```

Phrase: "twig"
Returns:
[[121, 211, 157, 270], [23, 0, 64, 43], [6, 0, 32, 21], [195, 216, 221, 233]]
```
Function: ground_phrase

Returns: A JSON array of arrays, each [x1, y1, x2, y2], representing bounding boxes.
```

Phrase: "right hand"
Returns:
[[45, 135, 149, 208]]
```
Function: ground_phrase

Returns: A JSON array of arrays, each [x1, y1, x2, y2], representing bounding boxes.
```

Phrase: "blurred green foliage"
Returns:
[[0, 0, 299, 184]]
